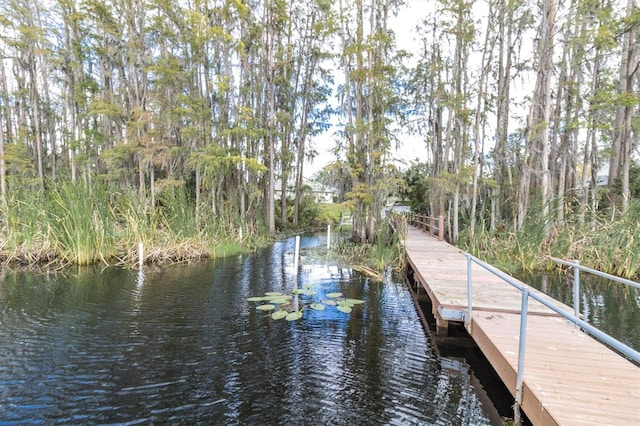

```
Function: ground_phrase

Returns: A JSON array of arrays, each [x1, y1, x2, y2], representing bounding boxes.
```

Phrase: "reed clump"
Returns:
[[330, 215, 406, 279], [463, 201, 640, 280], [0, 181, 261, 268]]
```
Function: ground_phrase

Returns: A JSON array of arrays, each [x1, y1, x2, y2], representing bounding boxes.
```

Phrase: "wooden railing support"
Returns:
[[407, 212, 445, 242]]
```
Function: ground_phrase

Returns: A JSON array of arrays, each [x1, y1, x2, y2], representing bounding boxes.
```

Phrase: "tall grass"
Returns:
[[331, 215, 406, 277], [47, 181, 116, 265], [157, 186, 197, 239], [463, 200, 640, 280], [0, 180, 267, 267], [2, 188, 52, 263]]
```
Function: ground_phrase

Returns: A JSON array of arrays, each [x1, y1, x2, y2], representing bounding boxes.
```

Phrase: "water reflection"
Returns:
[[517, 271, 640, 351], [0, 236, 494, 424]]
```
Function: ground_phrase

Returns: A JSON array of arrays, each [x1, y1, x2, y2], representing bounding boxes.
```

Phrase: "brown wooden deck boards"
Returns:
[[404, 226, 640, 425]]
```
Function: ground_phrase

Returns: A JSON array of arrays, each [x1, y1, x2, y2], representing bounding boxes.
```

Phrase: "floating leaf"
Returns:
[[257, 304, 276, 311], [285, 310, 303, 321], [265, 292, 283, 296], [310, 303, 325, 311], [322, 299, 337, 306], [292, 288, 317, 296], [247, 296, 266, 302], [327, 292, 343, 298], [268, 298, 288, 304], [271, 310, 288, 320], [338, 299, 364, 308], [337, 305, 352, 314]]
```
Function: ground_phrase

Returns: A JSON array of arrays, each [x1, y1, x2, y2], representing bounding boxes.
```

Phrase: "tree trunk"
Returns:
[[0, 56, 9, 209], [471, 0, 495, 235], [608, 0, 636, 214]]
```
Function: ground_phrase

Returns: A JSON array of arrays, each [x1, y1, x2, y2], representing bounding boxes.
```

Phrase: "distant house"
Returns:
[[576, 174, 608, 194], [274, 177, 336, 203]]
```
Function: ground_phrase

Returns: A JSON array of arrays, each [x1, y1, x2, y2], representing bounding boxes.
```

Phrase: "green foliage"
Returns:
[[247, 287, 364, 321], [399, 162, 431, 213], [275, 193, 327, 231], [1, 181, 116, 265], [0, 179, 268, 267], [47, 181, 116, 265], [318, 202, 349, 225], [4, 143, 36, 185], [609, 160, 640, 200], [331, 215, 405, 275], [156, 185, 197, 239], [462, 200, 640, 280]]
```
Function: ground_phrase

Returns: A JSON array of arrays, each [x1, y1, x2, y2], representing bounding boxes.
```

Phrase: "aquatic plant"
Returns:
[[330, 215, 405, 278], [247, 287, 364, 321], [0, 180, 268, 267], [461, 200, 640, 280]]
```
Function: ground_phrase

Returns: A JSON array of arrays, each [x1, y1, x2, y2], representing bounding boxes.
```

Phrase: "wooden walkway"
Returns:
[[404, 226, 640, 425]]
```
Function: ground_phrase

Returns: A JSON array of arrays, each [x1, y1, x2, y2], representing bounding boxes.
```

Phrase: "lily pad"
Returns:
[[293, 288, 317, 296], [309, 303, 325, 311], [327, 292, 343, 298], [265, 292, 283, 296], [285, 310, 303, 321], [345, 298, 364, 305], [337, 305, 352, 314], [271, 310, 288, 320], [256, 304, 276, 311], [322, 299, 337, 306], [247, 296, 266, 302], [268, 297, 289, 304]]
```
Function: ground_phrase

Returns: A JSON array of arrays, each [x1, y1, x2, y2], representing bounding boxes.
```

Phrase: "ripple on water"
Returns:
[[0, 236, 493, 425]]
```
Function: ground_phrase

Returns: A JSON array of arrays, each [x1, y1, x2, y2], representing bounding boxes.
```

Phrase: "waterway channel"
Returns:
[[0, 234, 497, 425]]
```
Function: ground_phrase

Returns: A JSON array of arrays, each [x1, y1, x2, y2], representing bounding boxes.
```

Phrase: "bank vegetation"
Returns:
[[0, 0, 638, 274]]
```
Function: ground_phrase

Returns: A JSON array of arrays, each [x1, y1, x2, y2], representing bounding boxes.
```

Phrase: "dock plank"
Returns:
[[404, 226, 640, 425], [405, 227, 571, 318]]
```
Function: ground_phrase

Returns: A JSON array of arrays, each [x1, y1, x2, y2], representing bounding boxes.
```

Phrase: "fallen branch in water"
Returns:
[[352, 265, 384, 281]]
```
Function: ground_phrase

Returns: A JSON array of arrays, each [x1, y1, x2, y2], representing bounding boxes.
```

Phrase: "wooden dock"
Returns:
[[404, 226, 640, 425]]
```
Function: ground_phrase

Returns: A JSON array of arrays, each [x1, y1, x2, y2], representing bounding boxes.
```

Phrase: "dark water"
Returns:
[[516, 271, 640, 352], [0, 235, 495, 425]]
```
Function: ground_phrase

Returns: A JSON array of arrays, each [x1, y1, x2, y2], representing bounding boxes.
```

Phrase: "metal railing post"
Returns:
[[466, 253, 473, 332], [573, 259, 580, 318], [468, 254, 640, 364], [514, 287, 529, 424]]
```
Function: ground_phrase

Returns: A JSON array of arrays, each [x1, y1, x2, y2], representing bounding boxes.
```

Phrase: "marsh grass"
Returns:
[[331, 216, 406, 277], [0, 181, 264, 267], [47, 182, 115, 265], [463, 201, 640, 280], [319, 202, 350, 225]]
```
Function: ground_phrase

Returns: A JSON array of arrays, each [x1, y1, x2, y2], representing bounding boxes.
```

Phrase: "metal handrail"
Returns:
[[549, 256, 640, 289], [549, 256, 640, 319], [465, 253, 640, 420], [465, 253, 640, 362]]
